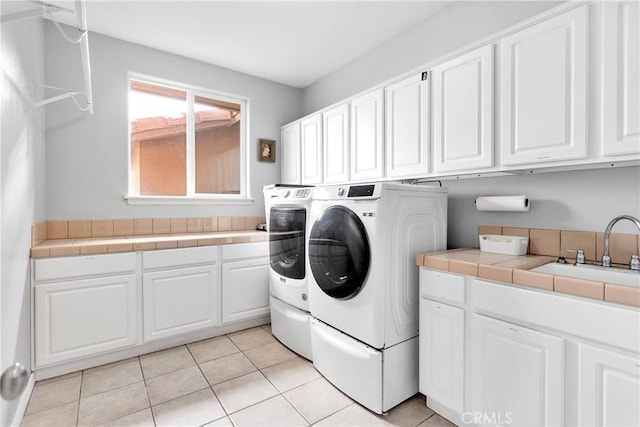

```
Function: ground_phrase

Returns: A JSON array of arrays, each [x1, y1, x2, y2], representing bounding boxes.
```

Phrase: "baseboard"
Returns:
[[35, 316, 270, 381], [10, 372, 35, 427], [426, 397, 464, 426]]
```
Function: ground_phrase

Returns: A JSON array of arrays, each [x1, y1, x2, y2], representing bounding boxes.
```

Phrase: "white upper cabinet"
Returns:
[[301, 115, 323, 184], [385, 73, 430, 178], [600, 1, 640, 156], [432, 45, 494, 173], [500, 6, 588, 166], [350, 89, 384, 182], [323, 103, 350, 183], [280, 122, 301, 185]]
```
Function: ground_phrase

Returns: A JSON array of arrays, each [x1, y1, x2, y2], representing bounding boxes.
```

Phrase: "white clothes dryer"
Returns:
[[307, 182, 447, 413], [263, 184, 314, 360]]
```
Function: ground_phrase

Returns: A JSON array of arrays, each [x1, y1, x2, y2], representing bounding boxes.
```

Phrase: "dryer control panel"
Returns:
[[347, 185, 375, 198]]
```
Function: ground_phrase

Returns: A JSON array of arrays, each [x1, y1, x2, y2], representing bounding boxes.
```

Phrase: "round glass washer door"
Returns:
[[308, 205, 370, 299]]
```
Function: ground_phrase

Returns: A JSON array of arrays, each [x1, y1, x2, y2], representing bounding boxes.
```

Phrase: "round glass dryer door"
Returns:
[[309, 205, 370, 299]]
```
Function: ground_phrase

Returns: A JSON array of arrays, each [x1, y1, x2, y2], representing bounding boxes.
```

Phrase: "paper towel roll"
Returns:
[[475, 195, 530, 212]]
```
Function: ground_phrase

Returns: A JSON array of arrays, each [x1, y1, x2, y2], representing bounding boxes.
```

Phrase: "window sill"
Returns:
[[125, 195, 255, 206]]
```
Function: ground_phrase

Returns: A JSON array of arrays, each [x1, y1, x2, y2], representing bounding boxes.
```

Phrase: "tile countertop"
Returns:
[[31, 230, 269, 258], [416, 248, 640, 308]]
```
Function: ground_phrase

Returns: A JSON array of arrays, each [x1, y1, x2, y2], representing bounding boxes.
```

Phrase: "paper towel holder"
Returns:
[[475, 195, 530, 212]]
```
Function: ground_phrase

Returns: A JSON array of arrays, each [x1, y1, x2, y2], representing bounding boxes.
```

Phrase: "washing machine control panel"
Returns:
[[294, 188, 311, 198]]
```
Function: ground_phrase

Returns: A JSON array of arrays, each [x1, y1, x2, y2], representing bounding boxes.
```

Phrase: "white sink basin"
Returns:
[[531, 262, 640, 287]]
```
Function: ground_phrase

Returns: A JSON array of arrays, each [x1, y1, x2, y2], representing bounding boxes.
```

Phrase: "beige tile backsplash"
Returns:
[[113, 219, 134, 236], [47, 220, 68, 239], [560, 230, 597, 261], [596, 232, 639, 265], [92, 220, 114, 238], [68, 220, 92, 239], [170, 218, 188, 234], [479, 225, 639, 266], [36, 216, 266, 243], [133, 218, 153, 235], [529, 228, 561, 257]]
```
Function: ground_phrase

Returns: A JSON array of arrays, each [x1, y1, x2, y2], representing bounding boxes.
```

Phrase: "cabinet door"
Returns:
[[419, 298, 464, 413], [222, 257, 270, 324], [143, 264, 218, 341], [433, 45, 494, 173], [323, 104, 350, 183], [350, 89, 384, 181], [578, 343, 640, 427], [35, 274, 137, 366], [500, 6, 588, 166], [601, 1, 640, 156], [281, 123, 301, 185], [385, 73, 430, 178], [301, 115, 323, 184], [471, 314, 564, 426]]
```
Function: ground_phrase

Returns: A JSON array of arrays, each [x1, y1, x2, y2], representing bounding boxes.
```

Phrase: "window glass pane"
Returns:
[[194, 95, 241, 195], [129, 81, 187, 196]]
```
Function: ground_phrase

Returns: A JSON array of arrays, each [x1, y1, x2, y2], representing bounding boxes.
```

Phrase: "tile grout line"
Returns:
[[23, 374, 82, 419], [185, 338, 232, 425], [24, 325, 443, 427], [220, 328, 310, 422], [137, 355, 157, 427], [85, 357, 151, 427], [231, 328, 321, 426], [75, 370, 83, 427]]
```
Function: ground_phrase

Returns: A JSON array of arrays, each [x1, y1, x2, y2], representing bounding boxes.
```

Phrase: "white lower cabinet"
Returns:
[[419, 268, 640, 427], [35, 274, 137, 366], [34, 253, 138, 367], [419, 299, 464, 415], [419, 268, 465, 423], [142, 264, 219, 342], [470, 314, 564, 427], [578, 343, 640, 427], [142, 246, 219, 342], [221, 242, 269, 324], [33, 243, 271, 374]]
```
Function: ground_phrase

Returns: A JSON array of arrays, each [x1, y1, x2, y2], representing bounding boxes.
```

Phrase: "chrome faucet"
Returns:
[[602, 215, 640, 270]]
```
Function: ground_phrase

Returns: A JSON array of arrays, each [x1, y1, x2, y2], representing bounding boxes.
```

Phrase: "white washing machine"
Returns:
[[263, 184, 314, 360], [308, 182, 447, 413]]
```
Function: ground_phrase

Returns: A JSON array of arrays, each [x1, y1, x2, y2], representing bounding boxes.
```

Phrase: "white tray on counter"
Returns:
[[479, 234, 528, 255]]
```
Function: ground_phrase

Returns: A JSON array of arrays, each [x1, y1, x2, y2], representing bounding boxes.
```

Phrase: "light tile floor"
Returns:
[[22, 325, 455, 427]]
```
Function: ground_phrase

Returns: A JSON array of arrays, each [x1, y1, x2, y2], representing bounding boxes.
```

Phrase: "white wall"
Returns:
[[303, 1, 640, 248], [302, 0, 640, 250], [303, 1, 561, 114], [441, 167, 640, 248], [1, 15, 46, 426], [45, 23, 303, 220]]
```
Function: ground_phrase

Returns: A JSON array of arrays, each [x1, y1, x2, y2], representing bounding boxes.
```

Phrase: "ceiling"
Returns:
[[28, 0, 454, 88]]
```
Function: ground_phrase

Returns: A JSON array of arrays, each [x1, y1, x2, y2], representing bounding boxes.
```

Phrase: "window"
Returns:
[[127, 75, 249, 203]]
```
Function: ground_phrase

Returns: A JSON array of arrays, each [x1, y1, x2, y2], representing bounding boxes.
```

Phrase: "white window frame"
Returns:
[[125, 72, 252, 205]]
